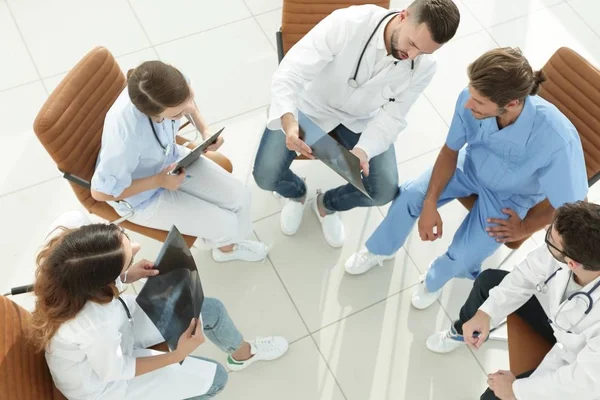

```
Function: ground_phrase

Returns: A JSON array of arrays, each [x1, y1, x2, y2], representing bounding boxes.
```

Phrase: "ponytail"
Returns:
[[530, 70, 547, 96]]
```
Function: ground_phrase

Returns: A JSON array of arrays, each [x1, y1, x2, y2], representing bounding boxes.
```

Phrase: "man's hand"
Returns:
[[123, 259, 159, 283], [281, 114, 314, 159], [204, 135, 224, 152], [350, 147, 370, 176], [418, 201, 443, 241], [488, 370, 517, 400], [487, 208, 529, 243], [462, 310, 491, 350]]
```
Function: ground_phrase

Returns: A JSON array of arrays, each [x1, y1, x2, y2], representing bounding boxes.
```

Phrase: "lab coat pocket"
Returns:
[[553, 330, 584, 364]]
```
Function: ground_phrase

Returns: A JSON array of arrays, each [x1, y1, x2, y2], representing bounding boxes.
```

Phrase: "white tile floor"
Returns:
[[2, 0, 600, 399]]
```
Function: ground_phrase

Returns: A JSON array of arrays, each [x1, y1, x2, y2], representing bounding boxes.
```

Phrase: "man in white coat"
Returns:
[[253, 0, 460, 247], [427, 201, 600, 400]]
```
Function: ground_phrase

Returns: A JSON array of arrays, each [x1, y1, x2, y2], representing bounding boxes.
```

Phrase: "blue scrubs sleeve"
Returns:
[[445, 89, 469, 151], [91, 134, 141, 198], [538, 141, 588, 208]]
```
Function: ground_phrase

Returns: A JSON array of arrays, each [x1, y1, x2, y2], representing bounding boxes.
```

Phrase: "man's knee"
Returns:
[[368, 184, 399, 207], [252, 132, 286, 191], [473, 269, 507, 293]]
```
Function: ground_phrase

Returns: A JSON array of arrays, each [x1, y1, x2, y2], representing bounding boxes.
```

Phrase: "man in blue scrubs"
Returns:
[[345, 47, 588, 310]]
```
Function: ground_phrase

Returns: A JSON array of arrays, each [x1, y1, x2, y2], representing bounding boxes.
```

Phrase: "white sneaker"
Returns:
[[411, 280, 442, 310], [311, 197, 345, 248], [212, 240, 268, 262], [426, 325, 466, 354], [344, 249, 395, 275], [226, 336, 289, 372], [281, 198, 307, 235]]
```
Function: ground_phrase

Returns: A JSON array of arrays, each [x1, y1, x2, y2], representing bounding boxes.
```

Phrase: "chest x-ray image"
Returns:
[[136, 226, 204, 353], [298, 112, 371, 199]]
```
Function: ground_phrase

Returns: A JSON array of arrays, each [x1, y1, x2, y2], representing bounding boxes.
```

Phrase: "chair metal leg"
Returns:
[[487, 319, 508, 342], [496, 248, 518, 270]]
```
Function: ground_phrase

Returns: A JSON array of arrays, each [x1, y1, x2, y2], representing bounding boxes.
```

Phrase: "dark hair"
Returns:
[[408, 0, 460, 44], [554, 201, 600, 271], [467, 47, 547, 107], [31, 224, 126, 351], [126, 61, 190, 116]]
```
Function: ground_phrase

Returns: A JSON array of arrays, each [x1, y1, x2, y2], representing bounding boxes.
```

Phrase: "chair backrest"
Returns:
[[280, 0, 390, 57], [539, 47, 600, 185], [0, 296, 65, 400], [33, 47, 127, 212]]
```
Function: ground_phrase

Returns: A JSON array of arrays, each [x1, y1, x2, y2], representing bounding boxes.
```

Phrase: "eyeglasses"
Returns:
[[545, 223, 578, 264]]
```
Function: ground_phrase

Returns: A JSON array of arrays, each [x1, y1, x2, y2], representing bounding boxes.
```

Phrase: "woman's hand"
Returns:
[[174, 318, 206, 362], [123, 259, 159, 283], [204, 135, 224, 152], [157, 163, 186, 191]]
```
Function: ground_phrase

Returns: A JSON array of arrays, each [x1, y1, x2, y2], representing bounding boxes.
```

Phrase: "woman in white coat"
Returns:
[[426, 201, 600, 400], [30, 211, 288, 400]]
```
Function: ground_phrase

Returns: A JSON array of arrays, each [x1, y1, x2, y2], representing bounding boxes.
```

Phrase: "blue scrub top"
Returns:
[[91, 86, 188, 215], [446, 88, 588, 209]]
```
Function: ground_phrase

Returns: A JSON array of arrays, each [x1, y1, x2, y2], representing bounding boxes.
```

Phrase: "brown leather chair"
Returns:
[[33, 47, 233, 248], [0, 295, 169, 400], [504, 47, 600, 375], [275, 1, 390, 160]]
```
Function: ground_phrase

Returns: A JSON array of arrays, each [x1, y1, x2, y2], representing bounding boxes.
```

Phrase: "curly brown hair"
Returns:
[[30, 224, 126, 352]]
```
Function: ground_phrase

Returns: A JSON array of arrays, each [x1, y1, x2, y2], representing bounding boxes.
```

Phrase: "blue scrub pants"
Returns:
[[365, 163, 528, 292]]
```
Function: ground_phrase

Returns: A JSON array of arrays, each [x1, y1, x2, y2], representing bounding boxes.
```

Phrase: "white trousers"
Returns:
[[130, 157, 253, 248]]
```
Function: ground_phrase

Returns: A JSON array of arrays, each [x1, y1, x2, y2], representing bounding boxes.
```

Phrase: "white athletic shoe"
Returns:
[[344, 248, 396, 275], [411, 280, 442, 310], [281, 198, 307, 235], [226, 336, 289, 372], [212, 240, 268, 262], [311, 196, 345, 248], [426, 325, 466, 354]]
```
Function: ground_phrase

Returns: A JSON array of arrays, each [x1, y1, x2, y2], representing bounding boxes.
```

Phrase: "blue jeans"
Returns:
[[253, 124, 399, 211], [186, 297, 243, 399]]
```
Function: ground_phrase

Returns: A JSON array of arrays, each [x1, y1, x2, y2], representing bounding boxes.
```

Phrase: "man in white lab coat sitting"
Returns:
[[252, 0, 460, 247], [427, 201, 600, 400]]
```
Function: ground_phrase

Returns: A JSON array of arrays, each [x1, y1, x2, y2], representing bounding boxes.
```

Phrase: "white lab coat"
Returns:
[[42, 211, 217, 400], [268, 4, 437, 160], [479, 244, 600, 400], [46, 294, 217, 400]]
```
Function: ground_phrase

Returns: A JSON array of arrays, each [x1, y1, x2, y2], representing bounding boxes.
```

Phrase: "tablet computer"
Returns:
[[171, 127, 224, 175]]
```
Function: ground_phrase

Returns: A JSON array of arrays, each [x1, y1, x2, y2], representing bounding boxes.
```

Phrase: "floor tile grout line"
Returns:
[[5, 2, 47, 95], [306, 334, 349, 400], [125, 0, 160, 60], [151, 15, 256, 49], [0, 176, 61, 200], [307, 281, 421, 337], [240, 0, 278, 52], [0, 78, 40, 93], [252, 228, 348, 400], [564, 0, 600, 42]]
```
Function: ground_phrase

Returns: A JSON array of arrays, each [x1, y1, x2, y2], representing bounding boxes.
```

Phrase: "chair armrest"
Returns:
[[62, 172, 91, 189]]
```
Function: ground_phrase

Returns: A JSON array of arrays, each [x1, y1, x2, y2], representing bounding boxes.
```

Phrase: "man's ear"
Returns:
[[398, 9, 408, 22], [567, 259, 581, 272], [505, 99, 520, 109]]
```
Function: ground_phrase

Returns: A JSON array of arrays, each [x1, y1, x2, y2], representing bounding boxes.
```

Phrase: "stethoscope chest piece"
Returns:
[[347, 78, 358, 88]]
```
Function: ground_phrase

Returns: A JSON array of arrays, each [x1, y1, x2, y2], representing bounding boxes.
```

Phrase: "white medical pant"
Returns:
[[130, 157, 253, 248]]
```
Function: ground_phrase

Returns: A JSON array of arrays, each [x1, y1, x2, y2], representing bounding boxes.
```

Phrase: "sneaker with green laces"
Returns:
[[226, 336, 289, 372]]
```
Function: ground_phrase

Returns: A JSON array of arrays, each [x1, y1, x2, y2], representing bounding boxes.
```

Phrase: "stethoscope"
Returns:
[[347, 11, 414, 100], [537, 267, 600, 333], [117, 296, 133, 324], [148, 116, 176, 154]]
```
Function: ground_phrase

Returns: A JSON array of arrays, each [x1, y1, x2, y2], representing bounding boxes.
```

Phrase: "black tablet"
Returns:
[[171, 127, 225, 174]]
